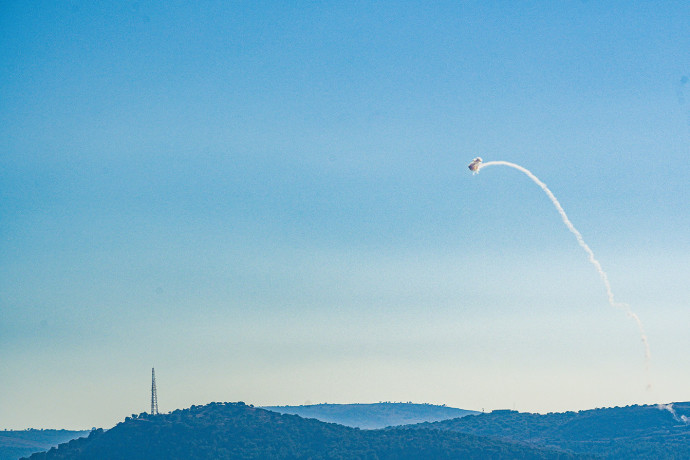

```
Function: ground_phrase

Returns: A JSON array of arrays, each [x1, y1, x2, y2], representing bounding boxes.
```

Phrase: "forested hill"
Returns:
[[0, 430, 89, 460], [405, 402, 690, 459], [262, 402, 477, 429], [24, 402, 584, 459]]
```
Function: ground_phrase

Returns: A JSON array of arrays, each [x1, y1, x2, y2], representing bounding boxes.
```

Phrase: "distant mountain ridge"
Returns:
[[403, 402, 690, 459], [0, 430, 89, 460], [23, 402, 582, 459], [261, 402, 478, 429], [18, 401, 690, 459]]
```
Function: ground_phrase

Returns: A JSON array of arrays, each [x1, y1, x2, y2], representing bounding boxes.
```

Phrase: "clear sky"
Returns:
[[2, 1, 689, 429]]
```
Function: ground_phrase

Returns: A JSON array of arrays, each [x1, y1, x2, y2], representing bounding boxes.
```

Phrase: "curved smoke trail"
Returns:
[[476, 160, 651, 381]]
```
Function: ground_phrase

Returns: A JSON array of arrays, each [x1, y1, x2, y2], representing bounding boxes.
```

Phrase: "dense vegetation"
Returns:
[[24, 402, 582, 459], [0, 430, 88, 460], [406, 402, 690, 459], [262, 402, 477, 429]]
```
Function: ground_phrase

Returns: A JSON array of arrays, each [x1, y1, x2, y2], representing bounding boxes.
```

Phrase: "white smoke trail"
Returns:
[[657, 403, 690, 424], [476, 160, 651, 381]]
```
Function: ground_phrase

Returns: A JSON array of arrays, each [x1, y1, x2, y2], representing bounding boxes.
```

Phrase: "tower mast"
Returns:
[[151, 367, 159, 415]]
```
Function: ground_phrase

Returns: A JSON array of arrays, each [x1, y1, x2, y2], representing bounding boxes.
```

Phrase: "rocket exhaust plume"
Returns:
[[472, 159, 651, 385]]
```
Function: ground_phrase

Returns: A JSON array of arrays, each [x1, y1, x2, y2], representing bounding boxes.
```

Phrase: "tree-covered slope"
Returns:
[[262, 402, 478, 429], [24, 402, 583, 459], [406, 403, 690, 459], [0, 430, 88, 460]]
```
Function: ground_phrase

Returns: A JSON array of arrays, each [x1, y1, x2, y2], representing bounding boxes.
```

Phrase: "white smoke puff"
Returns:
[[656, 403, 689, 424], [657, 403, 680, 422]]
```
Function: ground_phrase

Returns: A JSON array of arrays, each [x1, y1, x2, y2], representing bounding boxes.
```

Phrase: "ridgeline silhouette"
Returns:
[[23, 402, 581, 459]]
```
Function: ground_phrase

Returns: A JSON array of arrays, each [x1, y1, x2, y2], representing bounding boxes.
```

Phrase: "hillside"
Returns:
[[261, 402, 477, 429], [24, 402, 583, 459], [405, 402, 690, 459], [0, 430, 89, 460]]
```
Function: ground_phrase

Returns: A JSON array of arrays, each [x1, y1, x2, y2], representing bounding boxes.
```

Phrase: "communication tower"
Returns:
[[151, 367, 159, 415]]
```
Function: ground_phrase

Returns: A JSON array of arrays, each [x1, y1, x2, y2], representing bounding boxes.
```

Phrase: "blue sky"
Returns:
[[2, 1, 690, 429]]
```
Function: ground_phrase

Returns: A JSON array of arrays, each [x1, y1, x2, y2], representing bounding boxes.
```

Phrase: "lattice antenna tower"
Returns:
[[151, 367, 159, 415]]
